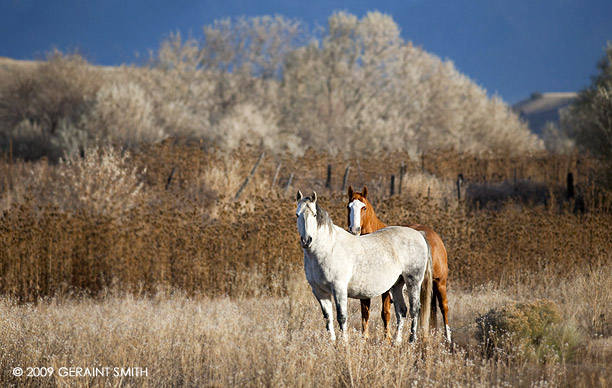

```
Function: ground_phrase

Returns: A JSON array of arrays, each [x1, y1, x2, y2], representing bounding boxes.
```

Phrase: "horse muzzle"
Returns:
[[349, 226, 361, 236], [300, 236, 313, 249]]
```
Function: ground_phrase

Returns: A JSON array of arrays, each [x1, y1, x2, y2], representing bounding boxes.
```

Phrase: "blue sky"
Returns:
[[1, 0, 611, 103]]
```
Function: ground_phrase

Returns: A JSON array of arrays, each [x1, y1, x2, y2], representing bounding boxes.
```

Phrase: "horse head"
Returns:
[[346, 186, 370, 236], [296, 190, 318, 249]]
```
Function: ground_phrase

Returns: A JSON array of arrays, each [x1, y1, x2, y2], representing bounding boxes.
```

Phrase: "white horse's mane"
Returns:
[[300, 196, 333, 230]]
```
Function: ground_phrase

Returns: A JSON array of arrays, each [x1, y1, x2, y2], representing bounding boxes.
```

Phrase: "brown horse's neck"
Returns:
[[362, 206, 386, 235]]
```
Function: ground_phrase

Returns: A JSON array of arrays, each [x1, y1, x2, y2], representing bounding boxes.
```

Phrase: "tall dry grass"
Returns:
[[1, 283, 611, 388], [0, 143, 610, 301]]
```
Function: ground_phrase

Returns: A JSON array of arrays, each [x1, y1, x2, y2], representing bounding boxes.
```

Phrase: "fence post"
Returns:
[[285, 173, 294, 195], [165, 167, 176, 191], [567, 172, 574, 199], [398, 162, 406, 195], [326, 165, 332, 189], [234, 151, 265, 201], [341, 165, 350, 193], [421, 152, 425, 173], [271, 163, 282, 191], [390, 175, 395, 197], [456, 173, 464, 201]]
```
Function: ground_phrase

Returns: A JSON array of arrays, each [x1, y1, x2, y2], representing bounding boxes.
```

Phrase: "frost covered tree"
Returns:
[[0, 12, 544, 160], [279, 12, 541, 156], [565, 43, 612, 160]]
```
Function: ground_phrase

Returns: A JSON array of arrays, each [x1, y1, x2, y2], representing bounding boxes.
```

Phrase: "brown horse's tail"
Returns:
[[418, 231, 433, 341]]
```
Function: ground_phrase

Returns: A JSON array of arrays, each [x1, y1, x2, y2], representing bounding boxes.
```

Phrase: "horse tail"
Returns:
[[430, 283, 438, 330], [418, 230, 433, 341]]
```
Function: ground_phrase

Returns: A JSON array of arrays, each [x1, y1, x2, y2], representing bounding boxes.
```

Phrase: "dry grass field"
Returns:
[[1, 283, 611, 387], [1, 142, 611, 387]]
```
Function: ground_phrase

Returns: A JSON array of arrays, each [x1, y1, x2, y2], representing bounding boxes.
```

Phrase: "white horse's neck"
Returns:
[[308, 223, 340, 258]]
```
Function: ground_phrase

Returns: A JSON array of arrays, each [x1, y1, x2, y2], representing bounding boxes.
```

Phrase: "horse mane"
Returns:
[[302, 196, 334, 230], [315, 203, 334, 230]]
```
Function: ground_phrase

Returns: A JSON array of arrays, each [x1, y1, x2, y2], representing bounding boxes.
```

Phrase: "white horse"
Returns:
[[296, 191, 433, 344]]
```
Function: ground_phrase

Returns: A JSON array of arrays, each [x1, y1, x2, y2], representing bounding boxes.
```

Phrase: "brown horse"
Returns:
[[347, 186, 451, 342]]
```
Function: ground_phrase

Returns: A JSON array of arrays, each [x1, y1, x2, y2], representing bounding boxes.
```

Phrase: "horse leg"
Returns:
[[390, 279, 407, 346], [436, 279, 452, 343], [333, 288, 349, 340], [317, 296, 336, 341], [381, 291, 392, 342], [406, 280, 422, 343], [360, 299, 371, 339]]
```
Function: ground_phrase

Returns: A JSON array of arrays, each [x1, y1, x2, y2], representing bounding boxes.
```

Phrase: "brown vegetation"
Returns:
[[1, 143, 608, 300]]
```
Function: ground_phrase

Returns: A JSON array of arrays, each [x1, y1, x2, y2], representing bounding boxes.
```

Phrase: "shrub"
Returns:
[[564, 264, 612, 337], [51, 146, 145, 216], [0, 51, 102, 160], [477, 299, 582, 363], [80, 81, 163, 148], [2, 120, 49, 160], [542, 121, 575, 154], [213, 102, 302, 154]]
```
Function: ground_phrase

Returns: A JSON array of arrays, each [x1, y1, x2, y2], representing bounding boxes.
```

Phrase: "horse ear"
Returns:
[[348, 186, 354, 198], [362, 186, 368, 198], [296, 190, 303, 202], [312, 191, 317, 203]]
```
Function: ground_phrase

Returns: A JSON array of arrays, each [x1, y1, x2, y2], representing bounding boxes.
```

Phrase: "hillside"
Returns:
[[0, 56, 36, 71], [513, 92, 577, 136]]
